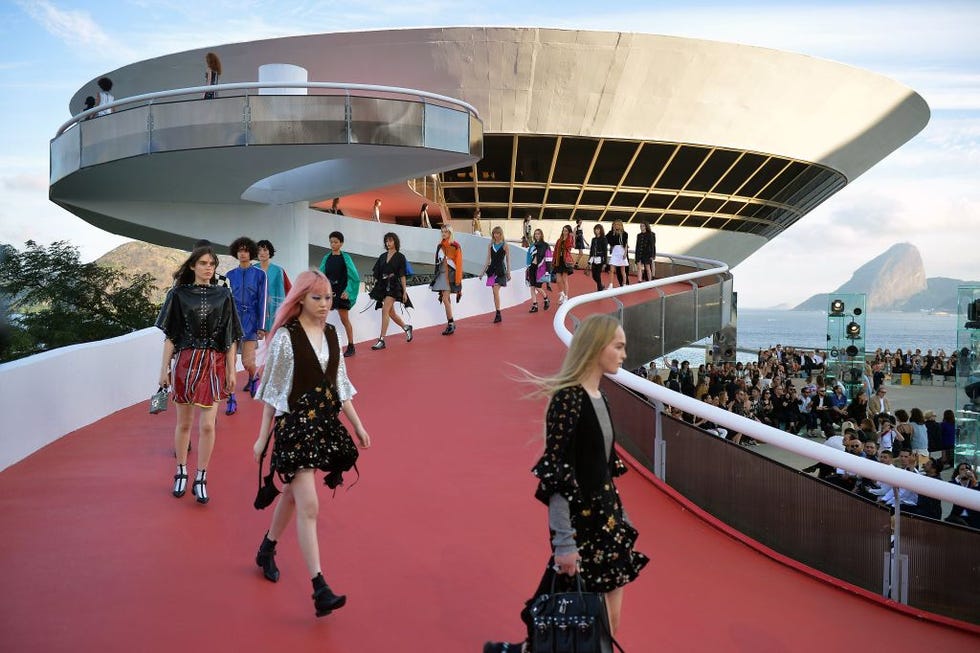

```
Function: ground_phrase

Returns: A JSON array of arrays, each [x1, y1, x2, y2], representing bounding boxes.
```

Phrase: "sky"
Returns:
[[1, 0, 977, 308]]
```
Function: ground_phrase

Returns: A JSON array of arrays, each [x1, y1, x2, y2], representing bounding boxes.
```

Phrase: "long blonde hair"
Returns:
[[521, 314, 622, 398]]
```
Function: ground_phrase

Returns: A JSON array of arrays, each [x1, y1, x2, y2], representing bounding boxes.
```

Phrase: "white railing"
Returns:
[[56, 81, 481, 137], [552, 261, 980, 512]]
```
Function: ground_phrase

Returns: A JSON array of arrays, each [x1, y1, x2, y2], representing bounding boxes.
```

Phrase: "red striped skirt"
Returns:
[[173, 348, 228, 407]]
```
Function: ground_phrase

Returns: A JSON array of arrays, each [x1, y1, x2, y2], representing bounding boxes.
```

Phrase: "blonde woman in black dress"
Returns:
[[484, 314, 648, 652]]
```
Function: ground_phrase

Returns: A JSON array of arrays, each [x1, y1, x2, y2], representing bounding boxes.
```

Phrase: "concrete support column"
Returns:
[[258, 201, 312, 280]]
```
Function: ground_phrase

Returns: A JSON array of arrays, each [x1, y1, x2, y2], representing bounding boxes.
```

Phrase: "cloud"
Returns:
[[2, 173, 48, 192], [18, 0, 112, 48]]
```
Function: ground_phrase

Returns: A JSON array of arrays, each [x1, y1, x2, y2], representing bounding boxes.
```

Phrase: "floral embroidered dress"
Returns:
[[531, 385, 648, 593]]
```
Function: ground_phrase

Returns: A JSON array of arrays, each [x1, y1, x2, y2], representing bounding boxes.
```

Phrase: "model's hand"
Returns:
[[341, 291, 349, 300], [253, 438, 266, 463], [355, 426, 371, 448], [554, 551, 581, 576], [257, 329, 266, 340], [159, 370, 170, 388], [225, 370, 236, 393]]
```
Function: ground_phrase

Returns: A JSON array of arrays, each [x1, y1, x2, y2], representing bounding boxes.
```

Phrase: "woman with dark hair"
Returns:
[[552, 224, 574, 305], [573, 218, 587, 267], [226, 236, 268, 412], [369, 232, 413, 350], [634, 220, 656, 281], [940, 409, 957, 466], [946, 463, 980, 528], [256, 239, 291, 336], [318, 231, 360, 357], [96, 77, 114, 117], [607, 220, 629, 288], [587, 224, 608, 292], [252, 270, 371, 617], [525, 228, 552, 313], [480, 226, 511, 323], [483, 315, 648, 653], [846, 387, 869, 423], [156, 246, 242, 504], [430, 224, 463, 335], [204, 52, 222, 99]]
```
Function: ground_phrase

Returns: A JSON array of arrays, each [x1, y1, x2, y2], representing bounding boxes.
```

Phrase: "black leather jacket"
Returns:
[[155, 284, 242, 352]]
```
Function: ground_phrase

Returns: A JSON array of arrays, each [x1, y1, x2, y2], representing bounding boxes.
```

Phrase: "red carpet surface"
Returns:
[[1, 274, 977, 652]]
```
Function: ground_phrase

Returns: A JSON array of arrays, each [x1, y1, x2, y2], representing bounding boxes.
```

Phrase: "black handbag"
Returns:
[[253, 436, 280, 510], [528, 574, 623, 653]]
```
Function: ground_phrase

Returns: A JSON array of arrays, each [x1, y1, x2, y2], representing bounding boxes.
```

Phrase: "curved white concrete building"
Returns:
[[52, 27, 929, 270]]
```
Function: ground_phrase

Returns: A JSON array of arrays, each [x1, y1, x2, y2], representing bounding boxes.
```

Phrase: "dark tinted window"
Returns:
[[553, 139, 598, 184], [546, 188, 580, 205], [511, 187, 546, 204], [589, 141, 640, 186], [713, 153, 767, 195], [477, 135, 514, 182], [687, 149, 740, 192], [580, 190, 613, 206], [658, 146, 708, 189], [515, 137, 557, 183], [623, 143, 676, 188]]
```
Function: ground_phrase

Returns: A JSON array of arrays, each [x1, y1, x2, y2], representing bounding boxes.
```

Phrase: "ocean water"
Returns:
[[669, 309, 959, 366]]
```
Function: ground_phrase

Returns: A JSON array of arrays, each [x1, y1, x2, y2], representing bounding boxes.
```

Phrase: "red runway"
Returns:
[[2, 274, 977, 652]]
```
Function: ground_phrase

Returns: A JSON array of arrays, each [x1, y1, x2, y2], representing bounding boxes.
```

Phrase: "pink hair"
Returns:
[[257, 270, 331, 374]]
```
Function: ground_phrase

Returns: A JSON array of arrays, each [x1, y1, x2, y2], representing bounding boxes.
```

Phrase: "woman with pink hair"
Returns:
[[251, 270, 371, 618]]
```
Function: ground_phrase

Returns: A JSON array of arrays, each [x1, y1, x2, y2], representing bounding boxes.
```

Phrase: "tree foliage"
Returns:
[[0, 240, 160, 362]]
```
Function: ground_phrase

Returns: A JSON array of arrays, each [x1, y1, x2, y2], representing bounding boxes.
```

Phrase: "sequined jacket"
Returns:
[[532, 386, 628, 509], [155, 284, 242, 352]]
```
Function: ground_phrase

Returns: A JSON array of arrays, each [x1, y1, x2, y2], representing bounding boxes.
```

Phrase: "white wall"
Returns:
[[0, 271, 527, 471]]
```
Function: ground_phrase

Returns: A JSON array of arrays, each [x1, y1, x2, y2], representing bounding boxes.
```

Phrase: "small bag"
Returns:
[[253, 430, 280, 510], [528, 574, 623, 653], [485, 274, 497, 287], [149, 386, 169, 414]]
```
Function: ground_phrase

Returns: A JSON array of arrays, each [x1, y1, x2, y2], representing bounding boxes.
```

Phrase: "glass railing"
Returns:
[[552, 259, 980, 625], [51, 81, 483, 185]]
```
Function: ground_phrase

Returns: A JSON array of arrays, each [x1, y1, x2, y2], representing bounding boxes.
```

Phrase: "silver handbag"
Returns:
[[149, 386, 169, 414]]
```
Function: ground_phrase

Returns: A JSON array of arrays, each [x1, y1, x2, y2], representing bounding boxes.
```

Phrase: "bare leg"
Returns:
[[173, 403, 194, 465], [442, 292, 454, 321], [241, 339, 258, 377], [268, 482, 296, 541], [492, 285, 501, 311], [195, 405, 218, 469], [605, 586, 625, 635], [338, 309, 354, 346], [379, 297, 393, 338], [290, 470, 322, 576]]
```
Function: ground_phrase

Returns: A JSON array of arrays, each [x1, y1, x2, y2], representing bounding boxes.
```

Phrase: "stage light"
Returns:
[[845, 321, 861, 339], [830, 347, 839, 358], [853, 307, 863, 316], [829, 299, 845, 316], [845, 345, 859, 357]]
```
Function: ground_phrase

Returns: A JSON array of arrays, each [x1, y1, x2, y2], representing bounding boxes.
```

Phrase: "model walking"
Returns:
[[156, 245, 242, 504], [607, 220, 630, 287], [588, 224, 609, 292], [525, 228, 552, 313], [483, 314, 648, 652], [226, 237, 268, 413], [252, 270, 371, 617], [480, 226, 511, 323], [634, 220, 656, 281], [552, 224, 574, 304], [430, 225, 463, 335], [318, 231, 361, 357], [573, 218, 587, 268], [369, 233, 413, 350]]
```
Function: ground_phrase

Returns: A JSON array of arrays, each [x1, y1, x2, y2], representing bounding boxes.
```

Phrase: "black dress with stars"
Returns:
[[530, 385, 648, 594]]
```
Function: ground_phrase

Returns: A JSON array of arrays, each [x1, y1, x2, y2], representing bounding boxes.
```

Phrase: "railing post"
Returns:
[[890, 487, 904, 603], [653, 399, 666, 480]]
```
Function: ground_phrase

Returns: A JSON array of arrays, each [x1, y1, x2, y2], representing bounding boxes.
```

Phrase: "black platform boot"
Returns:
[[255, 532, 280, 582], [311, 573, 347, 617]]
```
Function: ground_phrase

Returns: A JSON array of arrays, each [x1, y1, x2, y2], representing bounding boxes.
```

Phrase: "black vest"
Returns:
[[285, 321, 339, 412]]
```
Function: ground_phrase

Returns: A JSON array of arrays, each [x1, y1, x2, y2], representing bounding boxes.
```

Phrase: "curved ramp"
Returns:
[[1, 275, 976, 651]]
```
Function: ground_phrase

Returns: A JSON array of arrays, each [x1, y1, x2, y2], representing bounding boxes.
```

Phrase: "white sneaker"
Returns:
[[558, 293, 566, 305], [606, 283, 613, 290]]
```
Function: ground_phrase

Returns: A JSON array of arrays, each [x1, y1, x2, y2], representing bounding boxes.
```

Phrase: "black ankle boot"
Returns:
[[255, 533, 280, 582], [493, 310, 502, 323], [441, 321, 456, 335], [311, 573, 347, 617]]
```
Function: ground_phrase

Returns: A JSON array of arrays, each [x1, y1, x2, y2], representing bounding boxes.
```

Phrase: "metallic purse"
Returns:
[[149, 386, 169, 414]]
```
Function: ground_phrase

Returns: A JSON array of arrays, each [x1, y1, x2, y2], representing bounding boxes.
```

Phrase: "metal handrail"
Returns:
[[55, 80, 481, 138], [552, 258, 980, 512]]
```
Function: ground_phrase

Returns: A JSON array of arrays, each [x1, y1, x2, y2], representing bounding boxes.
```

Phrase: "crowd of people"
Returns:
[[637, 346, 977, 529]]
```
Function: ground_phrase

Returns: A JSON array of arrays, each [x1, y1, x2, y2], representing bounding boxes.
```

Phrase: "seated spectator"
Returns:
[[863, 440, 879, 459], [946, 463, 980, 529], [904, 458, 943, 520], [846, 387, 869, 423], [828, 385, 849, 423], [810, 386, 836, 437]]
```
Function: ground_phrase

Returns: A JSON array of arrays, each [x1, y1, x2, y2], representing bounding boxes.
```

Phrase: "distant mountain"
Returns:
[[794, 243, 976, 312], [95, 242, 237, 304]]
